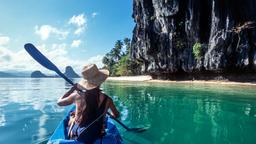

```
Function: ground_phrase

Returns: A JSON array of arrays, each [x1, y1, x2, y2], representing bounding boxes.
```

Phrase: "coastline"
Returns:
[[107, 75, 256, 86]]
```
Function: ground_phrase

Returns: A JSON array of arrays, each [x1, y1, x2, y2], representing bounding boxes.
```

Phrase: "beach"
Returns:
[[107, 75, 256, 86]]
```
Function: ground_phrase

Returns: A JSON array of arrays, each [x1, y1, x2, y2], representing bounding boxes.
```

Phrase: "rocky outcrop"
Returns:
[[131, 0, 256, 77], [64, 66, 80, 78], [31, 71, 47, 78], [30, 66, 80, 78]]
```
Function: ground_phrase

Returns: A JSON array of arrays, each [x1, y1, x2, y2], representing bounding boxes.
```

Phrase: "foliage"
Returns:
[[150, 15, 156, 21], [102, 38, 141, 76], [192, 42, 203, 60], [175, 38, 185, 49], [115, 56, 132, 76]]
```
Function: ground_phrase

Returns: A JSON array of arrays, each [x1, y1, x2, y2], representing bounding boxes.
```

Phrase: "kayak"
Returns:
[[47, 106, 124, 144]]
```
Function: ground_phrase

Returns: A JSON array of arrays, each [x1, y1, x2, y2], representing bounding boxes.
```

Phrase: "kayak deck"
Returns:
[[47, 106, 123, 144]]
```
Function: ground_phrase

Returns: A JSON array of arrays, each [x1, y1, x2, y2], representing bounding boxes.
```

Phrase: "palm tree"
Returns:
[[110, 40, 123, 62], [123, 38, 131, 56]]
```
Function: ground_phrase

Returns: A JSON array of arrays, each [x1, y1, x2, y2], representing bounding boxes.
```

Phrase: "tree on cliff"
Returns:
[[102, 38, 141, 76]]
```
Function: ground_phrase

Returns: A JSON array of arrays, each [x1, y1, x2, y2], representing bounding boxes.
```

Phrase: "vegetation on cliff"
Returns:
[[193, 42, 203, 60], [102, 38, 142, 76]]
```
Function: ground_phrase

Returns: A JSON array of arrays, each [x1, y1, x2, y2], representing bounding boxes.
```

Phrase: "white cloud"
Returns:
[[71, 40, 82, 48], [0, 43, 103, 73], [86, 55, 104, 68], [91, 12, 99, 18], [0, 36, 10, 46], [74, 27, 85, 35], [0, 44, 69, 72], [35, 25, 69, 40], [68, 14, 87, 35], [68, 14, 86, 27]]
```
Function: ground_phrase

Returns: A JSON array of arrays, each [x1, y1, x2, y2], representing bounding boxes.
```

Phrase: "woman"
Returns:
[[57, 64, 120, 143]]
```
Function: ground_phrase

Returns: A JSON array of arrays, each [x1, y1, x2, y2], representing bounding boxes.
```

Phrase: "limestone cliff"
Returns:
[[131, 0, 256, 78], [64, 66, 80, 78]]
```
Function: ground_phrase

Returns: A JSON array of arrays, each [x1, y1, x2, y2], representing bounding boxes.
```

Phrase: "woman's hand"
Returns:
[[57, 83, 79, 106], [71, 83, 78, 91]]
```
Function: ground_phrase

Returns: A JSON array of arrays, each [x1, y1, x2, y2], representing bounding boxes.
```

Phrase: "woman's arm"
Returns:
[[108, 98, 120, 118], [57, 84, 77, 106]]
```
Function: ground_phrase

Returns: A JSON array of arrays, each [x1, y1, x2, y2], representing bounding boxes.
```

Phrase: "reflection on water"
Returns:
[[0, 78, 76, 144], [0, 79, 256, 144], [103, 81, 256, 144]]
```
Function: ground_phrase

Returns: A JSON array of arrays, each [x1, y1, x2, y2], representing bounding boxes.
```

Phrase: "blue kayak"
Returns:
[[47, 106, 124, 144]]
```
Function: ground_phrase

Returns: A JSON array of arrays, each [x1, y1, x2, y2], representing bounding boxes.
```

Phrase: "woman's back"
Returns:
[[75, 88, 101, 126]]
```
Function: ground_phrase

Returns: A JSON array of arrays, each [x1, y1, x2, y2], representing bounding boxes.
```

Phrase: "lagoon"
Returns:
[[0, 78, 256, 144]]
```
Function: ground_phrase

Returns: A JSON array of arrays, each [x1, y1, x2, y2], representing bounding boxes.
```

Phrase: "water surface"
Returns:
[[0, 78, 256, 144]]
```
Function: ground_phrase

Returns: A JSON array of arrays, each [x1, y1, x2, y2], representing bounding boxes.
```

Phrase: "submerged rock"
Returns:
[[131, 0, 256, 77]]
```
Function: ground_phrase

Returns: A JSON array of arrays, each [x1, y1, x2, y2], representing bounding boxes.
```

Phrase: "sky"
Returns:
[[0, 0, 134, 73]]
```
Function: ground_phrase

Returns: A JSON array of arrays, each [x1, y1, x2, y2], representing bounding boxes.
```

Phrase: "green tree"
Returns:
[[115, 55, 132, 76], [111, 40, 123, 62], [193, 42, 203, 60], [102, 38, 142, 76], [123, 38, 131, 56]]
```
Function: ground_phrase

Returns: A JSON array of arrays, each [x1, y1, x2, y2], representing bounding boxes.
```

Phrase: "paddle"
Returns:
[[24, 43, 147, 133], [107, 112, 148, 132]]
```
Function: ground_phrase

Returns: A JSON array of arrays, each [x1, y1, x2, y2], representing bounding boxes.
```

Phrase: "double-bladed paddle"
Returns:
[[24, 43, 147, 133]]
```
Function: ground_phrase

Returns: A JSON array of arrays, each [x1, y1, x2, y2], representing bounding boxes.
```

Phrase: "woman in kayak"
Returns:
[[57, 64, 120, 143]]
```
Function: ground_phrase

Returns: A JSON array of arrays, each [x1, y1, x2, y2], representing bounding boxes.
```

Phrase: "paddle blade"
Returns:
[[24, 43, 74, 85], [24, 43, 60, 72]]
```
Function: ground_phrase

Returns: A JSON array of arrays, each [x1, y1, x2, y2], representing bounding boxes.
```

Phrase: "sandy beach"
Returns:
[[107, 75, 256, 86], [107, 75, 153, 81]]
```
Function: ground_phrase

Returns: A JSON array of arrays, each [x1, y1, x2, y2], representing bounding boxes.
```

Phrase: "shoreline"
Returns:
[[107, 75, 256, 86]]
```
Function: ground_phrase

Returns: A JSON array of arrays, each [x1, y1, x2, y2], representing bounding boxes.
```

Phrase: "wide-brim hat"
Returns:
[[78, 64, 109, 90]]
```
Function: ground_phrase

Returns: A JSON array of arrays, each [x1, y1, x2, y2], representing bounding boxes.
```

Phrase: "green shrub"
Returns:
[[193, 42, 202, 60], [176, 39, 185, 49], [115, 56, 132, 76], [150, 16, 156, 21]]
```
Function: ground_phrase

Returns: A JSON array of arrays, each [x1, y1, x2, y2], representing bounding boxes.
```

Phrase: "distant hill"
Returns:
[[0, 66, 80, 78], [0, 71, 31, 78], [31, 71, 48, 78], [64, 66, 80, 78], [0, 72, 16, 78]]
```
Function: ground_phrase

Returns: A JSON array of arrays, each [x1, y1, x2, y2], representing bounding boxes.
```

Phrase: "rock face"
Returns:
[[31, 71, 47, 78], [131, 0, 256, 77], [64, 66, 80, 78]]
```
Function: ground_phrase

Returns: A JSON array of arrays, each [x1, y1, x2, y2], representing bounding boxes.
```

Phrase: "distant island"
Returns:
[[0, 66, 80, 78], [0, 72, 16, 78], [0, 71, 31, 78], [31, 66, 80, 78], [31, 71, 48, 78], [64, 66, 80, 78]]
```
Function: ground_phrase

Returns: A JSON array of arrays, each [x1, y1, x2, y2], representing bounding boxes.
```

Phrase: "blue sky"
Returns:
[[0, 0, 134, 73]]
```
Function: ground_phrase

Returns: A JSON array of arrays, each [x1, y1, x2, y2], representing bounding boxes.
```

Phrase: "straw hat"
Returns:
[[78, 64, 109, 90]]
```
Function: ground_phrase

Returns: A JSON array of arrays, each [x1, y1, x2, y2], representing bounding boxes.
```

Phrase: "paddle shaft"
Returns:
[[107, 112, 130, 130]]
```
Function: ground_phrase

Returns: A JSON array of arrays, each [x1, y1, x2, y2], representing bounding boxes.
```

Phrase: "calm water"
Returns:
[[0, 78, 256, 144]]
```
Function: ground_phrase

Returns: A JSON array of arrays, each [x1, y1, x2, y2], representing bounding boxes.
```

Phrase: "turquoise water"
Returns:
[[0, 78, 256, 144]]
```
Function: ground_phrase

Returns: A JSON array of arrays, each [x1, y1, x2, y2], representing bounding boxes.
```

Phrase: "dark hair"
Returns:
[[79, 87, 100, 127]]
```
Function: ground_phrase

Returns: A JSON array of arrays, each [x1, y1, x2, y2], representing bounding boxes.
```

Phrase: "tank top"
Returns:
[[74, 88, 109, 143]]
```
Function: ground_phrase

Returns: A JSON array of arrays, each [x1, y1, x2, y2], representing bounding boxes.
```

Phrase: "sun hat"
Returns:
[[78, 64, 109, 90]]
